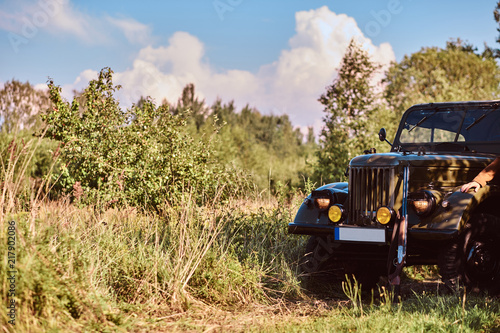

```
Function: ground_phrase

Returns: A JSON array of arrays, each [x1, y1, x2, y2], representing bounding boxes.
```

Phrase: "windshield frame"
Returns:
[[392, 101, 500, 155]]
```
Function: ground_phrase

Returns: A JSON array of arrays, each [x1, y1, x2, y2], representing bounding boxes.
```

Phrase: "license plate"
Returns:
[[334, 227, 386, 243]]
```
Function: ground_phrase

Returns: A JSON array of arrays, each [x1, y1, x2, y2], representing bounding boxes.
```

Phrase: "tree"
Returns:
[[494, 1, 500, 57], [202, 98, 316, 192], [171, 83, 208, 131], [0, 80, 51, 133], [314, 39, 380, 183], [444, 38, 496, 60], [384, 40, 500, 119]]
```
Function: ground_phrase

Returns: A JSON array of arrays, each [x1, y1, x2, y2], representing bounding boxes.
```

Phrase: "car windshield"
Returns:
[[399, 106, 500, 144]]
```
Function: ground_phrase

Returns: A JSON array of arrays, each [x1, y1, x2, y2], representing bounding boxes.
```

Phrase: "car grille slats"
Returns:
[[348, 167, 395, 225]]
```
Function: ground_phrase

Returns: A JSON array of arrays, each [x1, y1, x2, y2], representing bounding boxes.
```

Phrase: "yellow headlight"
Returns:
[[328, 205, 343, 223], [315, 198, 330, 210], [376, 206, 393, 225]]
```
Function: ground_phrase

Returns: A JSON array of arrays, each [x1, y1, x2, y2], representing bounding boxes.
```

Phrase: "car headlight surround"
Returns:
[[409, 190, 437, 216], [328, 204, 345, 223]]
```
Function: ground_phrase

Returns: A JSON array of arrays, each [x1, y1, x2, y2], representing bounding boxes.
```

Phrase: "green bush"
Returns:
[[41, 68, 247, 209]]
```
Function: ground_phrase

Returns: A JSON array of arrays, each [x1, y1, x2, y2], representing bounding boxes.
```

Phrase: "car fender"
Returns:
[[413, 186, 500, 233], [289, 182, 347, 234]]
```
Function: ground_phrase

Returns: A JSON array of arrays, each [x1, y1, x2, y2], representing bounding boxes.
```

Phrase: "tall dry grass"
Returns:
[[0, 134, 306, 331], [0, 129, 53, 231]]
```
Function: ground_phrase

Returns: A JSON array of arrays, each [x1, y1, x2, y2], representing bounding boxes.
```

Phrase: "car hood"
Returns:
[[349, 152, 495, 168]]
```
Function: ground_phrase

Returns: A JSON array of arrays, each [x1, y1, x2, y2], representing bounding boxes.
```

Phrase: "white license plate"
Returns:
[[334, 227, 386, 243]]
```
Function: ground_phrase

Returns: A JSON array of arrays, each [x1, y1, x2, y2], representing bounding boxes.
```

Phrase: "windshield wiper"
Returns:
[[408, 109, 437, 132], [465, 107, 498, 131]]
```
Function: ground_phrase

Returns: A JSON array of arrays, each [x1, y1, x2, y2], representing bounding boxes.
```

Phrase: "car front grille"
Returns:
[[348, 166, 396, 225]]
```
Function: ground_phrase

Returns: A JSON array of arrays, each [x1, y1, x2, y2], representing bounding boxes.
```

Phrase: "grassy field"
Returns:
[[0, 136, 499, 332]]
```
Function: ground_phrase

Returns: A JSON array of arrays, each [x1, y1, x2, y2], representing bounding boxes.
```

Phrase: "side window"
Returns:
[[463, 109, 500, 142]]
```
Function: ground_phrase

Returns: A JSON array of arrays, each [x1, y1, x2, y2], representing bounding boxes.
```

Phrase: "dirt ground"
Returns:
[[131, 277, 450, 332]]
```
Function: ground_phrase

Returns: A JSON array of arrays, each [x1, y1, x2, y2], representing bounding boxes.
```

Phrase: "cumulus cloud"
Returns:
[[0, 0, 151, 45], [258, 6, 395, 130], [67, 6, 396, 133]]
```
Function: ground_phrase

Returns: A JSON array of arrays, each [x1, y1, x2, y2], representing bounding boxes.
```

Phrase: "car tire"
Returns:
[[439, 213, 500, 295], [299, 235, 341, 279], [299, 235, 384, 292]]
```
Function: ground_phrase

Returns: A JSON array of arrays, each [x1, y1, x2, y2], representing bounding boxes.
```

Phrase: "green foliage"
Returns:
[[494, 1, 500, 58], [314, 39, 381, 183], [3, 201, 500, 331], [41, 68, 245, 209], [3, 74, 317, 200], [137, 83, 317, 194], [0, 131, 58, 220], [382, 40, 500, 141], [273, 293, 500, 332], [198, 97, 317, 192], [5, 196, 500, 332], [219, 198, 305, 297], [342, 275, 364, 315], [384, 39, 500, 120], [170, 83, 209, 131]]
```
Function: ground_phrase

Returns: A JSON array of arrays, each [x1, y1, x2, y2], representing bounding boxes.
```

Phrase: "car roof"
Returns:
[[408, 100, 500, 109]]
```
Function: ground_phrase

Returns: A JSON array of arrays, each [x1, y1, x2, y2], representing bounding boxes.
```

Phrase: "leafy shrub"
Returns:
[[41, 68, 247, 209]]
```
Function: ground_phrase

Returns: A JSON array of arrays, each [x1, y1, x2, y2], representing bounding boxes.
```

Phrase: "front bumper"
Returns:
[[288, 222, 458, 242]]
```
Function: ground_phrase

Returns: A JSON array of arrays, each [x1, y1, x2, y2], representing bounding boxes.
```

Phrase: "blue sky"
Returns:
[[0, 0, 498, 131]]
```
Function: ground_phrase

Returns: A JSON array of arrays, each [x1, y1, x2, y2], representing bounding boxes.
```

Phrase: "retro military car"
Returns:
[[289, 100, 500, 294]]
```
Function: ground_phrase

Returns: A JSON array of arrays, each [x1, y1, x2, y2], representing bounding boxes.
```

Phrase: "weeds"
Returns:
[[342, 275, 363, 315]]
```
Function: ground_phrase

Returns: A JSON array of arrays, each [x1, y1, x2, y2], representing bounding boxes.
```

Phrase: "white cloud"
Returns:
[[258, 6, 395, 130], [65, 6, 395, 134], [44, 0, 95, 42], [0, 0, 97, 43], [107, 17, 153, 45]]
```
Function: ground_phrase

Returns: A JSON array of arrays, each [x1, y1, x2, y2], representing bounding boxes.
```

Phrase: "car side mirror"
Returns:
[[378, 128, 387, 142], [378, 128, 394, 149]]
